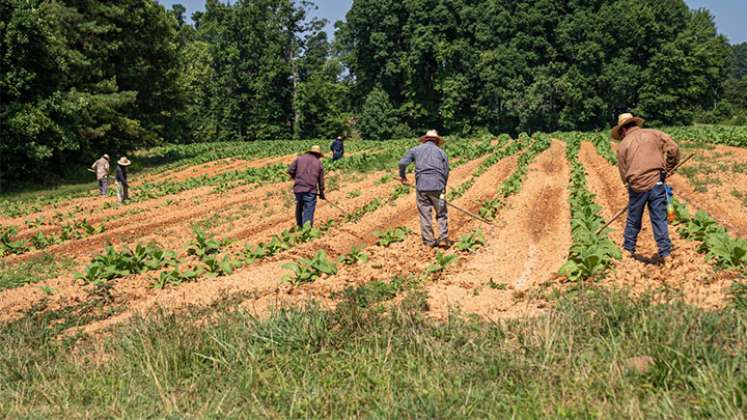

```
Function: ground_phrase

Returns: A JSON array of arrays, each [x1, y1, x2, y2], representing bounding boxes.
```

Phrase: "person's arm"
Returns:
[[91, 160, 98, 170], [661, 132, 680, 173], [443, 150, 450, 186], [617, 143, 628, 186], [318, 164, 325, 199], [398, 149, 415, 183], [288, 158, 298, 179]]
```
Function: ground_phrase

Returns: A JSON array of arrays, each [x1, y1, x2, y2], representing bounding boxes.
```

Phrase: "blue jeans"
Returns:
[[295, 192, 317, 227], [623, 183, 671, 257], [98, 178, 108, 196]]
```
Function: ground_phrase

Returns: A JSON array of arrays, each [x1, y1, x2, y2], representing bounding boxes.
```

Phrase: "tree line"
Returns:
[[0, 0, 742, 186]]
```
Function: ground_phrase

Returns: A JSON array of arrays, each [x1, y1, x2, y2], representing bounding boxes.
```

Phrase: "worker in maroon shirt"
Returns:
[[288, 145, 326, 227]]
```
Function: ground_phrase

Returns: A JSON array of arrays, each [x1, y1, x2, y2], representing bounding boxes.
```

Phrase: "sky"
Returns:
[[157, 0, 747, 44]]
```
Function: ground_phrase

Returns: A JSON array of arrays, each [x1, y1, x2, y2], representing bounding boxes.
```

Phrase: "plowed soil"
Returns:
[[425, 141, 571, 321], [580, 142, 737, 308], [58, 156, 491, 335]]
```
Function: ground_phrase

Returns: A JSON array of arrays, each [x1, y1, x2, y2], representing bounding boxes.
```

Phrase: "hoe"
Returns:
[[595, 153, 695, 235]]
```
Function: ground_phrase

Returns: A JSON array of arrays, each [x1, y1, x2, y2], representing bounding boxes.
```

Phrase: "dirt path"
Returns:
[[63, 156, 489, 335], [579, 142, 735, 308], [424, 140, 571, 321]]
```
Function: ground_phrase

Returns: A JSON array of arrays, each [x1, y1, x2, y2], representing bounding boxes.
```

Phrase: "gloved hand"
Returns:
[[319, 192, 326, 200]]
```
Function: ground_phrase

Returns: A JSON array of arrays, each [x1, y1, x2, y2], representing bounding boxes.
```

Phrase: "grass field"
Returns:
[[1, 128, 746, 416]]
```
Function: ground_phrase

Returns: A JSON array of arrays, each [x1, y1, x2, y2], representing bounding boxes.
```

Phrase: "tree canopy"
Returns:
[[0, 0, 737, 186]]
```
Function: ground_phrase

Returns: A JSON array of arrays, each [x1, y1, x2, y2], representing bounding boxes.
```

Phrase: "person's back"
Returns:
[[617, 127, 679, 192], [400, 141, 449, 192], [92, 157, 109, 180], [330, 138, 344, 160], [290, 153, 324, 193]]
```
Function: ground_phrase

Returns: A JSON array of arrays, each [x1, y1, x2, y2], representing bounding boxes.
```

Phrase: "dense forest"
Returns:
[[1, 0, 745, 184]]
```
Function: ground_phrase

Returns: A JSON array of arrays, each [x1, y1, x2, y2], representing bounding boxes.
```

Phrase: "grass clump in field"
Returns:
[[0, 253, 75, 291], [1, 288, 746, 417]]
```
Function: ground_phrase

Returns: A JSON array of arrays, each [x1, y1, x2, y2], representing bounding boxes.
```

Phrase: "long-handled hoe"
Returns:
[[595, 153, 695, 235]]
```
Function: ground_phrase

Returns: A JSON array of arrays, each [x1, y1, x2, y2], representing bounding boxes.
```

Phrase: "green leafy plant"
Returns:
[[375, 226, 412, 247], [282, 250, 338, 284], [426, 251, 459, 274], [74, 243, 177, 286], [454, 229, 486, 252], [202, 255, 241, 278], [187, 227, 223, 259], [154, 266, 200, 289], [0, 226, 29, 257], [338, 246, 369, 265]]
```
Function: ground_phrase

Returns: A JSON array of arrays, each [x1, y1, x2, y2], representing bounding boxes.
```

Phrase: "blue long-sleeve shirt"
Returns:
[[330, 139, 344, 160], [398, 141, 449, 192]]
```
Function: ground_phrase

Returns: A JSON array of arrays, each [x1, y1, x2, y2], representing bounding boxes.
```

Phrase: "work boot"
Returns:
[[438, 239, 454, 249], [657, 255, 673, 269], [423, 241, 438, 248]]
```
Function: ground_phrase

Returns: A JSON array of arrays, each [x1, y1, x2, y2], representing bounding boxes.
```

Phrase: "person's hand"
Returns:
[[319, 192, 326, 200], [400, 177, 409, 186]]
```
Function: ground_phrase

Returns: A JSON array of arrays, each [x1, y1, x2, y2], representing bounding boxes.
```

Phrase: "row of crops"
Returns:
[[2, 130, 744, 300]]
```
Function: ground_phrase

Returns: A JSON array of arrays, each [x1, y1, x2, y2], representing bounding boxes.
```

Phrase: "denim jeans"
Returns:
[[295, 192, 318, 227], [98, 178, 108, 196], [623, 183, 671, 257]]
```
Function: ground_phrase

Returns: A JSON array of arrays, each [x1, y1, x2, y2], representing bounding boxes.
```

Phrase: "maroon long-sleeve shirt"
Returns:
[[288, 153, 325, 194]]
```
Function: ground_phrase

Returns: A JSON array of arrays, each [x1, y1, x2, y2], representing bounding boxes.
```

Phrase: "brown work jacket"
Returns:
[[616, 127, 680, 192]]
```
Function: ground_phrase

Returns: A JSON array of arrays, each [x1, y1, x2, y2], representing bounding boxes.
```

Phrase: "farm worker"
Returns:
[[613, 113, 680, 265], [91, 154, 110, 196], [288, 145, 326, 227], [115, 157, 131, 204], [399, 129, 452, 248], [330, 136, 345, 161]]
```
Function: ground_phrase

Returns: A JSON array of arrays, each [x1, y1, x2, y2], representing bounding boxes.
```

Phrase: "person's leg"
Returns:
[[623, 188, 647, 254], [116, 181, 124, 203], [417, 191, 436, 245], [302, 192, 317, 227], [431, 193, 449, 242], [295, 192, 304, 227], [102, 178, 108, 196], [123, 183, 129, 202], [647, 184, 672, 257]]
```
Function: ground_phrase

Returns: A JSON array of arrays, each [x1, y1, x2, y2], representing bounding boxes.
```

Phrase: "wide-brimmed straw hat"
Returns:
[[611, 113, 645, 140], [117, 157, 131, 166], [308, 145, 323, 156], [419, 129, 444, 146]]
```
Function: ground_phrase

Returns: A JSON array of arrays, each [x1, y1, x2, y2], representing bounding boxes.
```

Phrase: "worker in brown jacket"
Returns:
[[613, 113, 680, 263]]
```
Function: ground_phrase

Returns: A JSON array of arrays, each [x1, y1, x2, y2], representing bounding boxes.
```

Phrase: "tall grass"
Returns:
[[1, 288, 745, 417]]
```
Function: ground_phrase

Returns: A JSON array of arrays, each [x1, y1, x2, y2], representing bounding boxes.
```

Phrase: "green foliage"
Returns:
[[334, 275, 407, 308], [673, 201, 747, 269], [75, 243, 177, 286], [244, 222, 322, 264], [0, 226, 28, 257], [426, 251, 459, 274], [454, 229, 486, 253], [1, 0, 182, 185], [154, 267, 200, 289], [282, 250, 338, 284], [357, 87, 400, 140], [338, 247, 369, 266], [186, 228, 223, 259], [201, 255, 241, 278], [559, 135, 621, 282], [375, 227, 412, 247], [338, 0, 729, 134]]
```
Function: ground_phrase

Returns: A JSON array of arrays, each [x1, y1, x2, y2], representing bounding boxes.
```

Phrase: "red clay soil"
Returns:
[[580, 142, 737, 308], [59, 156, 489, 335], [608, 143, 747, 238], [6, 154, 298, 240], [425, 141, 571, 321], [0, 170, 396, 324]]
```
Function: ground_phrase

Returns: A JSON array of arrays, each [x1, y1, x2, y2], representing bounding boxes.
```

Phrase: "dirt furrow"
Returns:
[[68, 156, 489, 335], [579, 142, 734, 308], [424, 140, 571, 321]]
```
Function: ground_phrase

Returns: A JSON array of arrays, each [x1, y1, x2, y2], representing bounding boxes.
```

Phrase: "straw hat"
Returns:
[[308, 145, 323, 156], [611, 113, 645, 140], [117, 157, 131, 166], [419, 129, 444, 146]]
